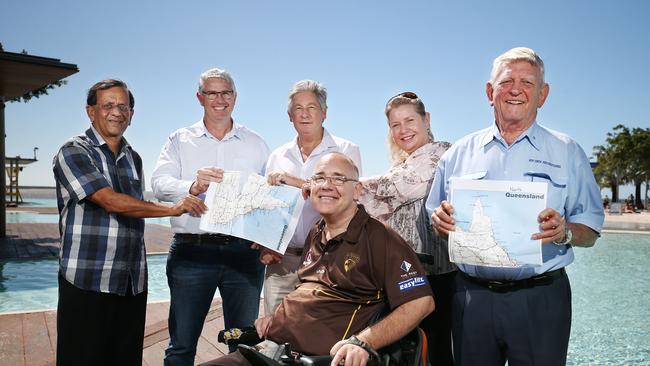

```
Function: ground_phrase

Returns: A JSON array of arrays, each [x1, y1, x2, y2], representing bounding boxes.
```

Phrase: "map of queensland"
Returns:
[[449, 179, 547, 267], [199, 171, 304, 254]]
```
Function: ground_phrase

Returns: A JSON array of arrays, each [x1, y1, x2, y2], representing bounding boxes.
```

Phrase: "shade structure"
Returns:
[[0, 50, 79, 237]]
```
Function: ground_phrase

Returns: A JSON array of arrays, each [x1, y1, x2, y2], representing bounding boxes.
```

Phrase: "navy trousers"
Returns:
[[452, 271, 571, 366], [164, 237, 265, 365]]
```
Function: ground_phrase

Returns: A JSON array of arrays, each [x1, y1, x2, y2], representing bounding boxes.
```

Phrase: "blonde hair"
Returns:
[[385, 95, 433, 164]]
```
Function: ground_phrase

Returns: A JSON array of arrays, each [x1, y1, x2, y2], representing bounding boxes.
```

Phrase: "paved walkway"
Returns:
[[602, 211, 650, 232], [0, 298, 244, 365], [0, 223, 173, 260]]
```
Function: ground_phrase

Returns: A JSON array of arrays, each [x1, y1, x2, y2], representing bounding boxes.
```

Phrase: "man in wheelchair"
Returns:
[[202, 153, 434, 366]]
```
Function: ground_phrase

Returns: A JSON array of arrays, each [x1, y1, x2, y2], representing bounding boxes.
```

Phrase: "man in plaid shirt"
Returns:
[[53, 79, 207, 366]]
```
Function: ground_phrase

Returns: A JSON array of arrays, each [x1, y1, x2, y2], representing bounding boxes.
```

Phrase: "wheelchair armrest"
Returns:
[[298, 355, 333, 366]]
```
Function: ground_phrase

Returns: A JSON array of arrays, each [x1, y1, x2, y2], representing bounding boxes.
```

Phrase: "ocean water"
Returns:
[[6, 210, 170, 226], [6, 197, 170, 226]]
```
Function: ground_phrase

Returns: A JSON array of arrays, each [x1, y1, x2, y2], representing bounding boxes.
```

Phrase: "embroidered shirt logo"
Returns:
[[344, 253, 360, 272], [302, 250, 313, 266], [400, 261, 412, 272]]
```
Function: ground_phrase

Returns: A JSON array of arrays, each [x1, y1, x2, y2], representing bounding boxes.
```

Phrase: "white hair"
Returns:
[[490, 47, 545, 84]]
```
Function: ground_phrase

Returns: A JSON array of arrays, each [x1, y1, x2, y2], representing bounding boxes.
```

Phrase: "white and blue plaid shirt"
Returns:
[[53, 125, 146, 295]]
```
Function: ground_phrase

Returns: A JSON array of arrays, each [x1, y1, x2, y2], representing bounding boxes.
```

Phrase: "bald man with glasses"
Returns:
[[202, 152, 433, 366]]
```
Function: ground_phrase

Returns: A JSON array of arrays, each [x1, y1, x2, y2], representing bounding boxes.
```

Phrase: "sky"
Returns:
[[2, 0, 649, 196]]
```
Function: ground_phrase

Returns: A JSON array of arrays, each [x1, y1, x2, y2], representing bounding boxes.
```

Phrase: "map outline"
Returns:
[[199, 171, 304, 254], [449, 179, 547, 267]]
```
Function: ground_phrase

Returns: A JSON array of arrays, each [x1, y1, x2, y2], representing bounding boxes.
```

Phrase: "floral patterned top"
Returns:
[[359, 141, 455, 275]]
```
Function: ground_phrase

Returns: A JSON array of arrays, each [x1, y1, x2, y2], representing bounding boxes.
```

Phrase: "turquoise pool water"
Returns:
[[566, 233, 650, 364], [0, 254, 178, 313], [0, 233, 648, 362]]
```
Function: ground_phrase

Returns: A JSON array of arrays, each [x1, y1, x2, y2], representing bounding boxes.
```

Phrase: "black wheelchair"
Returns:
[[217, 325, 429, 366]]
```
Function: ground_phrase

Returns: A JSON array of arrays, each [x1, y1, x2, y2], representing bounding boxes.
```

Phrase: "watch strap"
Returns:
[[344, 335, 380, 360], [553, 225, 572, 246]]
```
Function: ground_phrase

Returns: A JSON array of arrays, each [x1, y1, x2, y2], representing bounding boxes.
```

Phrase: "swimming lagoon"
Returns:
[[2, 201, 648, 362]]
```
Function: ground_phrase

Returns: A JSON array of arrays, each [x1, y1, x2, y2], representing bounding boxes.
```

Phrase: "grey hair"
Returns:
[[288, 80, 327, 111], [490, 47, 545, 85], [198, 68, 237, 94]]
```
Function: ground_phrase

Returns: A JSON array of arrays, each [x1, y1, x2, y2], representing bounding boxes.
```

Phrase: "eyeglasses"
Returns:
[[386, 91, 419, 107], [201, 90, 235, 100], [310, 175, 358, 186], [100, 103, 130, 113]]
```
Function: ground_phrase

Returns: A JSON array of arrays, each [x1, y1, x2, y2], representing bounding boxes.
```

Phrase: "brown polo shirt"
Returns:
[[267, 205, 432, 355]]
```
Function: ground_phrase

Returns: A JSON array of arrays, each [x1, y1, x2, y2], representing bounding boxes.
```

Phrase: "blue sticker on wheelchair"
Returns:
[[398, 276, 428, 292]]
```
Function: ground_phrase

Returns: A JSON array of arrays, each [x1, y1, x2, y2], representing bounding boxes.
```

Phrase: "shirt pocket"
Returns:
[[120, 177, 144, 200], [455, 171, 487, 180], [523, 171, 567, 213]]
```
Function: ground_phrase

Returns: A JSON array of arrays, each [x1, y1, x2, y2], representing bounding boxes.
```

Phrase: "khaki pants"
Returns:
[[263, 251, 302, 316]]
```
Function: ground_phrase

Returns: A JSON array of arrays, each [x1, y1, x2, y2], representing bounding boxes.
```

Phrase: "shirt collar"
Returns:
[[481, 121, 541, 151], [315, 204, 369, 246], [189, 119, 243, 141], [406, 141, 435, 161], [86, 125, 131, 151], [287, 128, 337, 161]]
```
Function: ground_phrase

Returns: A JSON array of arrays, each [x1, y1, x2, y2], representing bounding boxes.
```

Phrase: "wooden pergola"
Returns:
[[0, 49, 78, 237]]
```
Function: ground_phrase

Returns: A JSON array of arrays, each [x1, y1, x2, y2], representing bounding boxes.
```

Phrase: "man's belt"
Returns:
[[173, 233, 233, 245], [461, 268, 566, 293], [284, 247, 304, 256]]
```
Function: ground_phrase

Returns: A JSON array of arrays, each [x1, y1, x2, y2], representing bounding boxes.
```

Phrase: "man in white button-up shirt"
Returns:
[[261, 80, 362, 315], [151, 68, 270, 365]]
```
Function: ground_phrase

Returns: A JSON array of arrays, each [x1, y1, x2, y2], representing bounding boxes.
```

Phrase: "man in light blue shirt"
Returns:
[[152, 68, 270, 365], [426, 47, 604, 365]]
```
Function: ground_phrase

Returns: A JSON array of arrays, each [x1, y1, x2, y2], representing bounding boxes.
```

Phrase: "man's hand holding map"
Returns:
[[199, 171, 304, 254], [447, 179, 548, 267]]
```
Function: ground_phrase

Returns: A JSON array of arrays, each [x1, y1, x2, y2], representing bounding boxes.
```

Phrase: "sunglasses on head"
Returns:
[[386, 91, 419, 107]]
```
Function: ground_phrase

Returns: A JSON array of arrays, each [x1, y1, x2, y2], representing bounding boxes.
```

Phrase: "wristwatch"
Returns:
[[344, 335, 380, 360], [553, 225, 573, 246]]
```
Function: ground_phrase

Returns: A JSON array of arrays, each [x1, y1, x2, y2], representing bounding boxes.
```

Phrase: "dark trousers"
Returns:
[[420, 271, 455, 366], [164, 237, 265, 365], [452, 272, 571, 366], [56, 273, 147, 366]]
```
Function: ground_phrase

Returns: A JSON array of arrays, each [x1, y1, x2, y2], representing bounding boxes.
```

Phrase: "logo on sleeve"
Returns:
[[398, 276, 428, 292], [302, 250, 313, 266], [400, 261, 412, 272]]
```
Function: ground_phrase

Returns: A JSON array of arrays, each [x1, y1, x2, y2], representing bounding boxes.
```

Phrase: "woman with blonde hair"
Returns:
[[359, 92, 454, 365]]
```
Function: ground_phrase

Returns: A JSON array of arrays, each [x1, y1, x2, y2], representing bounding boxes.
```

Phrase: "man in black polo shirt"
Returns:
[[204, 152, 434, 366]]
